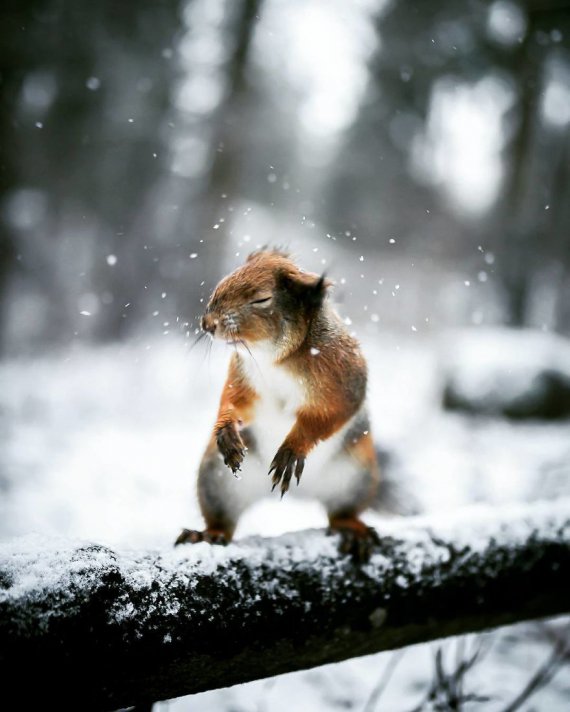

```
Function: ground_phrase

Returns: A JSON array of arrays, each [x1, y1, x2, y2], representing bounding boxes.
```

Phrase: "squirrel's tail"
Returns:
[[371, 447, 421, 516]]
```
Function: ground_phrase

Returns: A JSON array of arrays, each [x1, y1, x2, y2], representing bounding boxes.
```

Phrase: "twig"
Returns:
[[500, 634, 569, 712], [362, 650, 406, 712], [408, 637, 492, 711]]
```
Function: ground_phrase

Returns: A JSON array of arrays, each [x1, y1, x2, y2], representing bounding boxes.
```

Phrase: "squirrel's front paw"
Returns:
[[216, 424, 246, 474], [268, 445, 305, 497]]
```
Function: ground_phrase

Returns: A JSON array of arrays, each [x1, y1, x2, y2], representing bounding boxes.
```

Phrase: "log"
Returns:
[[1, 500, 569, 711]]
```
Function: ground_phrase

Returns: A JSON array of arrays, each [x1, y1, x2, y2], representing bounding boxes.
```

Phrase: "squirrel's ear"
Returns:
[[277, 268, 333, 309], [246, 248, 265, 263], [247, 246, 290, 262]]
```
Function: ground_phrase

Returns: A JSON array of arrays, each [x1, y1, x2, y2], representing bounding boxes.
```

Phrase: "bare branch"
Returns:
[[501, 631, 570, 712]]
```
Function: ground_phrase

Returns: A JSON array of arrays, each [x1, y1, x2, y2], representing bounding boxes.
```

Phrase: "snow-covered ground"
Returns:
[[442, 329, 570, 419], [1, 329, 569, 709]]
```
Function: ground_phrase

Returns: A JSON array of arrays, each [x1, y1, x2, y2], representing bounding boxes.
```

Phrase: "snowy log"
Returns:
[[1, 500, 569, 711]]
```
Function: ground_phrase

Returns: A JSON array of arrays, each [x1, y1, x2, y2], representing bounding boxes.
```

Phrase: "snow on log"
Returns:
[[442, 329, 570, 419], [1, 499, 569, 711]]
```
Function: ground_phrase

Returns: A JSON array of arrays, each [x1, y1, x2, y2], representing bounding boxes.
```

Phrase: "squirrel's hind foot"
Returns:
[[327, 517, 380, 563], [175, 528, 230, 546]]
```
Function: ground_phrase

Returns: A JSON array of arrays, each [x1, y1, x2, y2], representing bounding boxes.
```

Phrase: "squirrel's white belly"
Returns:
[[240, 341, 305, 462], [234, 343, 358, 511]]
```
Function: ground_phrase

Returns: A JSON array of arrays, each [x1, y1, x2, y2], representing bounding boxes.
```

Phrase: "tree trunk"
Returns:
[[180, 0, 263, 306], [0, 499, 568, 710]]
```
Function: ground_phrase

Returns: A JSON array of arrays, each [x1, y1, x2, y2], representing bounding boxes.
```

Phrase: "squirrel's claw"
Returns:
[[269, 446, 305, 497], [175, 528, 229, 546], [327, 523, 380, 563], [216, 424, 246, 474], [295, 457, 305, 485]]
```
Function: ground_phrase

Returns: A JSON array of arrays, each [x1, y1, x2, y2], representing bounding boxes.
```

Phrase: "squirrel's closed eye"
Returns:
[[250, 296, 272, 306]]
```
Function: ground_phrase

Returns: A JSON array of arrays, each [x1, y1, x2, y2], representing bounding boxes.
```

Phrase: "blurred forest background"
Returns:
[[2, 2, 570, 709], [1, 0, 570, 355]]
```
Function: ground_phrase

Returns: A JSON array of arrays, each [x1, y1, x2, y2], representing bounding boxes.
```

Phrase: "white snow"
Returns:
[[442, 328, 570, 413], [2, 498, 567, 630], [1, 329, 569, 709]]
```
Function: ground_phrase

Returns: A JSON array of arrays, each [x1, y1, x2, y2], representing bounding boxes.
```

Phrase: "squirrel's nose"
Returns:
[[201, 313, 217, 335]]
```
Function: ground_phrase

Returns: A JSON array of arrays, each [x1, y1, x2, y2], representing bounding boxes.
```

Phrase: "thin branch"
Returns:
[[362, 650, 406, 712], [501, 635, 570, 712]]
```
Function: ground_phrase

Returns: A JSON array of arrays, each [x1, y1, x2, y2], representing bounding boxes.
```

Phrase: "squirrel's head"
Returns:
[[201, 249, 332, 349]]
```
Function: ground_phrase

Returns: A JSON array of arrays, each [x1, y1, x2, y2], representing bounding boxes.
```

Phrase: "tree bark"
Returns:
[[0, 499, 569, 711], [179, 0, 263, 305]]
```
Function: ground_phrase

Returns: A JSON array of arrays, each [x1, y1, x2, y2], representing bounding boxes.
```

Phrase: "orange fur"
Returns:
[[202, 250, 333, 351], [178, 249, 381, 559], [328, 515, 370, 534], [214, 353, 258, 434], [203, 250, 373, 471], [278, 331, 368, 456], [281, 406, 355, 457]]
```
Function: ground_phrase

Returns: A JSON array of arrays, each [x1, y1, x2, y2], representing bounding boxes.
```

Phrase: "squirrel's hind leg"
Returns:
[[326, 427, 381, 562], [175, 527, 231, 546], [175, 430, 259, 547], [175, 437, 239, 547], [327, 513, 380, 563]]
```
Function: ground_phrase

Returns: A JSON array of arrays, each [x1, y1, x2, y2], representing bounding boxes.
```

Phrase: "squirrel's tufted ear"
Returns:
[[280, 268, 333, 289], [277, 268, 333, 310], [247, 246, 290, 262]]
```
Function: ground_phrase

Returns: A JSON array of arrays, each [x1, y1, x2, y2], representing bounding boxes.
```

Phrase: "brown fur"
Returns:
[[178, 250, 381, 560], [205, 251, 363, 461], [214, 354, 258, 433]]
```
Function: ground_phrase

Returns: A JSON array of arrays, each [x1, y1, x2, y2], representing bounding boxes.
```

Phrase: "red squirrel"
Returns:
[[176, 249, 380, 560]]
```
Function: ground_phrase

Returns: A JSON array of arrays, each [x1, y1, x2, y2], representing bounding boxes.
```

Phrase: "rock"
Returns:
[[442, 329, 570, 420]]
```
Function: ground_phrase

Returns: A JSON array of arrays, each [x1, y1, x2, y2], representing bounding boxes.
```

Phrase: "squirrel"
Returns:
[[176, 249, 380, 560]]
